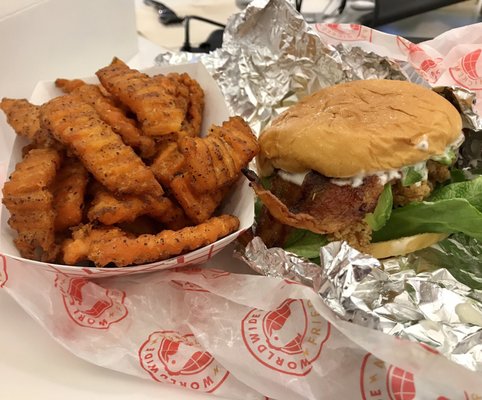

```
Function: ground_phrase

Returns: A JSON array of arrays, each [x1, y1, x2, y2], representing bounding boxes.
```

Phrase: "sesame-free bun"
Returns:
[[258, 80, 462, 178], [367, 232, 449, 259]]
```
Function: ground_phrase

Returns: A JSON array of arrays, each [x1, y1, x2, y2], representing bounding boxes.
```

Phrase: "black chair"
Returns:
[[361, 0, 468, 26]]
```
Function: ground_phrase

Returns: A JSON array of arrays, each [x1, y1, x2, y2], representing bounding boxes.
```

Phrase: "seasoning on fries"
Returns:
[[1, 58, 259, 267]]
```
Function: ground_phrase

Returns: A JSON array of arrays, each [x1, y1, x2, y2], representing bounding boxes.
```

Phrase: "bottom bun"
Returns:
[[367, 232, 449, 259]]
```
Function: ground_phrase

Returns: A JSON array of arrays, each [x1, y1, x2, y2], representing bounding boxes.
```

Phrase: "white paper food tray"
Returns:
[[0, 62, 254, 277]]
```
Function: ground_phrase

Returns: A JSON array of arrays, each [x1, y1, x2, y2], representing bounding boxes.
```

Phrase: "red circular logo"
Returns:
[[241, 299, 330, 376], [139, 331, 229, 393], [387, 365, 416, 400], [55, 275, 128, 329], [0, 255, 8, 288], [449, 49, 482, 90], [360, 353, 470, 400]]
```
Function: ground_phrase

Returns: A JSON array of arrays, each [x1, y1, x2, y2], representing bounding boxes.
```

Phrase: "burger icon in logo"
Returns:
[[139, 331, 229, 393], [0, 255, 7, 288], [360, 353, 469, 400], [386, 365, 416, 400], [242, 299, 330, 376], [449, 49, 482, 90], [55, 275, 128, 329]]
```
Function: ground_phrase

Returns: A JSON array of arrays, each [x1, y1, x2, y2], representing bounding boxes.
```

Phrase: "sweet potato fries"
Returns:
[[1, 58, 259, 267]]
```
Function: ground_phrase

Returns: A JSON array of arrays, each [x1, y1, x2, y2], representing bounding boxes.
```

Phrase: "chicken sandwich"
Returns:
[[246, 79, 480, 260]]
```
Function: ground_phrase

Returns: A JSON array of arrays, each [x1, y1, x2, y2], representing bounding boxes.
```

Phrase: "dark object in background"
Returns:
[[181, 16, 225, 53], [194, 29, 224, 53], [143, 0, 225, 53], [360, 0, 468, 26], [143, 0, 184, 25], [145, 0, 469, 52]]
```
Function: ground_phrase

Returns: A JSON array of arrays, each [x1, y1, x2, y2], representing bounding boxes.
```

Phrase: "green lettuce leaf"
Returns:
[[372, 198, 482, 242], [364, 184, 393, 231], [373, 176, 482, 242], [450, 168, 467, 183], [401, 163, 427, 186], [431, 148, 457, 166], [429, 176, 482, 211], [284, 229, 327, 260]]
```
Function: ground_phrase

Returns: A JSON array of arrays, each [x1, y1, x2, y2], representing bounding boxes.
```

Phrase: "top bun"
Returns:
[[258, 79, 462, 178]]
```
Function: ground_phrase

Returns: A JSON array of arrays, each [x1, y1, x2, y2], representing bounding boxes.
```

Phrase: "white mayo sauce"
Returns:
[[276, 132, 465, 188], [277, 170, 309, 186], [331, 169, 402, 188], [416, 134, 429, 151]]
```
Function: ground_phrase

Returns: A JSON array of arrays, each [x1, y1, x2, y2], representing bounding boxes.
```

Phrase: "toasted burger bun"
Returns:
[[258, 79, 462, 178], [366, 232, 449, 259]]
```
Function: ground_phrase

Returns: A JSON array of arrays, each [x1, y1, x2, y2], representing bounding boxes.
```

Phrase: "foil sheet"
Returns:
[[237, 238, 482, 372], [155, 0, 412, 134], [433, 86, 482, 172], [156, 0, 482, 373]]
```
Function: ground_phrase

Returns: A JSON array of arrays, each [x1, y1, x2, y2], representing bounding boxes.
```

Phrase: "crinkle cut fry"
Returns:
[[56, 78, 119, 102], [170, 174, 229, 224], [40, 94, 164, 198], [55, 78, 86, 93], [63, 214, 240, 267], [87, 183, 149, 225], [181, 116, 260, 194], [150, 141, 186, 187], [2, 148, 61, 261], [96, 58, 187, 136], [69, 84, 156, 158], [151, 142, 231, 224], [158, 72, 204, 138], [88, 184, 190, 229], [0, 98, 57, 148], [52, 157, 89, 232], [56, 78, 156, 157]]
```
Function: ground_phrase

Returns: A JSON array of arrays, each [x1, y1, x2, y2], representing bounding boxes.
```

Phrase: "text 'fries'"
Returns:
[[1, 58, 259, 267]]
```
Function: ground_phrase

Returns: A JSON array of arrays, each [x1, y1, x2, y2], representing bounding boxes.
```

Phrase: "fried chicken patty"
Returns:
[[253, 161, 450, 252], [251, 171, 383, 248], [393, 161, 450, 207]]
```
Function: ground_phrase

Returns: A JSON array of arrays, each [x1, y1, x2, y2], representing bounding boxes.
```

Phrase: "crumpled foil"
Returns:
[[156, 0, 482, 373], [155, 0, 413, 134], [237, 238, 482, 372], [433, 86, 482, 172]]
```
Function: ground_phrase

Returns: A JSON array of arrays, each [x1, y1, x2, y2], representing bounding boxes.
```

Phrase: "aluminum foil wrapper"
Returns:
[[236, 238, 482, 372], [433, 86, 482, 172], [156, 0, 482, 374], [155, 0, 410, 133]]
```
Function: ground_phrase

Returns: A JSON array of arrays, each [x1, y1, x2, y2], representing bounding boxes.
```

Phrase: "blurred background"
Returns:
[[135, 0, 482, 51], [1, 0, 481, 99]]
